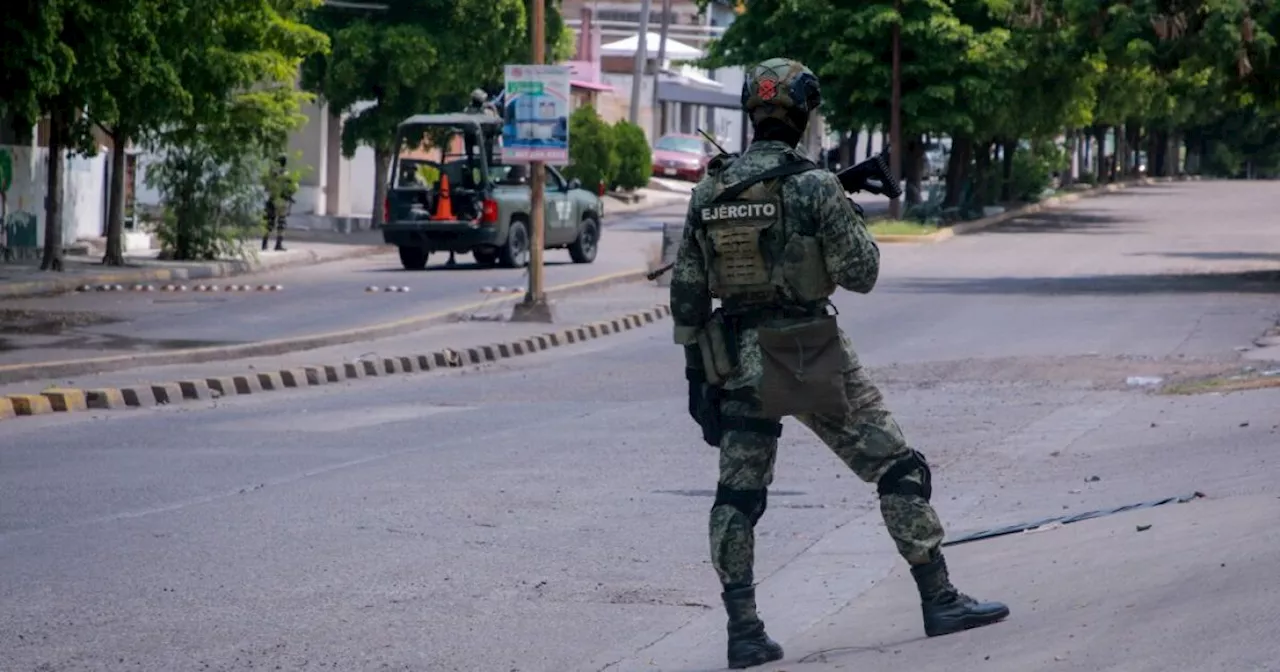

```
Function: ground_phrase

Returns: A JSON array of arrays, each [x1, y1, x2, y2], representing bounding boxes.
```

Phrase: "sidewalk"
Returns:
[[0, 241, 388, 300]]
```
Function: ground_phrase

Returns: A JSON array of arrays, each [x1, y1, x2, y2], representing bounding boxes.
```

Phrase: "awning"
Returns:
[[657, 81, 741, 109], [571, 80, 614, 93], [600, 32, 703, 60]]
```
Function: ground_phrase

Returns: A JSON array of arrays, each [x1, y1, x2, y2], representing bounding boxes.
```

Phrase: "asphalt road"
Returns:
[[2, 180, 1279, 672], [0, 224, 661, 367]]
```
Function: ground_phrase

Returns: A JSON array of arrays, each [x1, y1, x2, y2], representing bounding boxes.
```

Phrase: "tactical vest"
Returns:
[[700, 158, 837, 308]]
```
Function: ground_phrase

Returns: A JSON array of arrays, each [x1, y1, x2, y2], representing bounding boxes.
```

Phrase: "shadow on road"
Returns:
[[1129, 251, 1280, 263], [361, 260, 573, 273], [980, 209, 1131, 235], [890, 270, 1280, 296], [285, 229, 385, 246]]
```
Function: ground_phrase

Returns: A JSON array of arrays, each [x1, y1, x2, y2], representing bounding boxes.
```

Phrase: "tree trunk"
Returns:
[[41, 109, 66, 272], [903, 135, 925, 207], [1152, 130, 1167, 177], [1111, 124, 1121, 180], [999, 139, 1016, 202], [372, 144, 391, 228], [103, 129, 128, 266], [974, 141, 993, 206], [1063, 130, 1077, 189], [942, 135, 972, 208], [838, 131, 851, 170], [1092, 126, 1107, 180]]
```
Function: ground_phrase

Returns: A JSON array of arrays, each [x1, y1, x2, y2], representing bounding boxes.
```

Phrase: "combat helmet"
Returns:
[[741, 58, 823, 129]]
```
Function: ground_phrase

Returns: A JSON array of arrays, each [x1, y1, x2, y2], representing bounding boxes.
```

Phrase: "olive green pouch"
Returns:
[[696, 313, 736, 386], [755, 316, 850, 418]]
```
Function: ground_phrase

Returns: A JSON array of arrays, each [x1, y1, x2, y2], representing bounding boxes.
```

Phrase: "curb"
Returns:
[[872, 175, 1203, 244], [0, 244, 390, 300], [0, 304, 673, 421], [0, 267, 652, 385]]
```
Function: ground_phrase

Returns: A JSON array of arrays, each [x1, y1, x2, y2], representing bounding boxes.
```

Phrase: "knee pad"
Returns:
[[714, 483, 768, 525], [876, 450, 932, 501]]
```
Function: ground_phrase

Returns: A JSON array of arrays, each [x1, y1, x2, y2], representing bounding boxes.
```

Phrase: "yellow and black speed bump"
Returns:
[[0, 304, 673, 422]]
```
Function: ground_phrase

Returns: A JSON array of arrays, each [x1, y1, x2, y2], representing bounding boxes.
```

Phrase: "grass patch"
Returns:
[[1161, 373, 1280, 396], [867, 219, 940, 236]]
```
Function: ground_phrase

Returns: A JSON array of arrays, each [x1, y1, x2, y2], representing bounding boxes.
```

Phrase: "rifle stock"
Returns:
[[835, 149, 903, 199]]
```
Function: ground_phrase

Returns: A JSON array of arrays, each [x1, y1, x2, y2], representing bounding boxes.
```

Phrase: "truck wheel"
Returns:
[[498, 219, 529, 268], [569, 216, 599, 263], [398, 246, 429, 270]]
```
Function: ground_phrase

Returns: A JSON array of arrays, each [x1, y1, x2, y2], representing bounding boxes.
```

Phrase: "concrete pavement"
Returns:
[[741, 493, 1280, 672], [2, 179, 1279, 671]]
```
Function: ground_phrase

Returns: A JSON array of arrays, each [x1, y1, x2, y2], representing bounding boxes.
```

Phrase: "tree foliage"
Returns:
[[698, 0, 1280, 213], [0, 0, 327, 266], [145, 0, 328, 261]]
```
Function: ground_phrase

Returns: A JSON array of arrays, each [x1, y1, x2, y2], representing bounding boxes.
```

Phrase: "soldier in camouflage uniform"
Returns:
[[670, 58, 1010, 669]]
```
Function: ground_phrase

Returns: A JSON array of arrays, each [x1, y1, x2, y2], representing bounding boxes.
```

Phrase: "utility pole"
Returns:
[[650, 0, 672, 140], [628, 0, 653, 125], [888, 0, 903, 220], [513, 0, 553, 322]]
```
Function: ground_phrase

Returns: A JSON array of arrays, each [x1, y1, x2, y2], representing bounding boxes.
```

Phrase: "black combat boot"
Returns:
[[910, 553, 1010, 637], [722, 586, 784, 669]]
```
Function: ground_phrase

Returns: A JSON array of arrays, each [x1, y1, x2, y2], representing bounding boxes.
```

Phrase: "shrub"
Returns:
[[144, 136, 267, 261], [1009, 140, 1067, 202], [562, 105, 617, 191], [612, 120, 652, 190]]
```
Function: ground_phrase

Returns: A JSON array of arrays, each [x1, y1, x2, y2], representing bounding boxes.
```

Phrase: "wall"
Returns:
[[598, 74, 656, 138], [2, 144, 107, 250], [709, 66, 745, 153], [343, 145, 376, 216], [286, 100, 330, 216]]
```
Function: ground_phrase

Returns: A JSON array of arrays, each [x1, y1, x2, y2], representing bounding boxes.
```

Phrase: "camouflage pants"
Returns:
[[709, 347, 944, 588]]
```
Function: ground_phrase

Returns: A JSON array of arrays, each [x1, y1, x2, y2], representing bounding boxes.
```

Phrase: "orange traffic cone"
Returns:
[[432, 174, 455, 221]]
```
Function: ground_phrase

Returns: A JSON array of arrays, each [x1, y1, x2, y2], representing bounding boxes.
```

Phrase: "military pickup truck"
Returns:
[[382, 113, 605, 270]]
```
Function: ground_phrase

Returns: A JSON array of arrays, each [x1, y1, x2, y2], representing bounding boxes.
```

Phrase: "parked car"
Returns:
[[382, 113, 604, 270], [651, 133, 712, 181]]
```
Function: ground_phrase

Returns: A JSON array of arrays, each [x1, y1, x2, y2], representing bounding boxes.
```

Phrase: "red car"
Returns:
[[651, 133, 711, 181]]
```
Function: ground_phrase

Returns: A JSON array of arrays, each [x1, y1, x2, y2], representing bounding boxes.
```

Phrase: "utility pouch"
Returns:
[[755, 316, 850, 418], [695, 313, 737, 386]]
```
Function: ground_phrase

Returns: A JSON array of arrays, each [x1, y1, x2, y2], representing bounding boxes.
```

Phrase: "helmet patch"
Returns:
[[757, 79, 777, 101]]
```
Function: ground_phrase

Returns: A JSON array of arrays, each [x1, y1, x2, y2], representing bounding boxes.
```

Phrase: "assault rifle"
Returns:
[[836, 148, 903, 199], [646, 132, 902, 281]]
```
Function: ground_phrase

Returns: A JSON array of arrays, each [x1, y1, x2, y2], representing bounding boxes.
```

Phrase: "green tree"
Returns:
[[80, 0, 188, 266], [0, 0, 100, 271], [302, 0, 531, 227], [145, 0, 328, 260]]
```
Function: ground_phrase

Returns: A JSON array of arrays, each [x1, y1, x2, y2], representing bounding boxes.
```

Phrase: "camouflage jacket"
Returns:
[[669, 140, 880, 348]]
